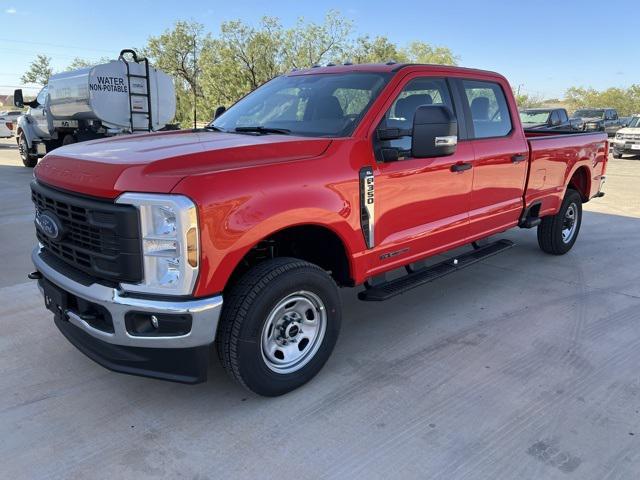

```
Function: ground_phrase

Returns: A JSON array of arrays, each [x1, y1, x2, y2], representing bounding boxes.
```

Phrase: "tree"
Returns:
[[513, 91, 544, 108], [143, 12, 461, 126], [65, 56, 111, 71], [565, 85, 640, 116], [144, 21, 209, 127], [21, 55, 53, 85]]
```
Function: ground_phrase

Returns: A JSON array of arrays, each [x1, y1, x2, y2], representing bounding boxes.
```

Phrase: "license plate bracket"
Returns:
[[41, 279, 68, 320]]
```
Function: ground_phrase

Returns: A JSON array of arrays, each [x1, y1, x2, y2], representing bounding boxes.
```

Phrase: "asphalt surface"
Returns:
[[1, 137, 639, 479]]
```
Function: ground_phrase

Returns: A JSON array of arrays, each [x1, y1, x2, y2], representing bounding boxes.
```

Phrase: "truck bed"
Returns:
[[524, 130, 608, 217]]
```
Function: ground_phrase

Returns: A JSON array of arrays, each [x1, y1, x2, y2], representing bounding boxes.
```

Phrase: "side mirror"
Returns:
[[214, 106, 226, 119], [411, 105, 457, 158], [13, 89, 24, 108]]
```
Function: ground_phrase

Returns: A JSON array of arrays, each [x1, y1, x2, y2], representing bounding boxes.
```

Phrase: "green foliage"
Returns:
[[144, 12, 459, 127], [20, 54, 53, 85], [513, 91, 544, 109], [565, 85, 640, 116], [65, 57, 111, 71]]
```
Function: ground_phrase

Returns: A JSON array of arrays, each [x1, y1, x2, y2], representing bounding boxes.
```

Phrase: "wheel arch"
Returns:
[[223, 222, 355, 293], [567, 165, 591, 201]]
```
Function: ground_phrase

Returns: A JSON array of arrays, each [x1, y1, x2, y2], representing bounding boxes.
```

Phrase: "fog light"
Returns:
[[125, 312, 192, 336]]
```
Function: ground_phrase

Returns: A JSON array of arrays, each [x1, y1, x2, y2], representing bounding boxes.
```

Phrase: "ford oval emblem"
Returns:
[[36, 211, 64, 241]]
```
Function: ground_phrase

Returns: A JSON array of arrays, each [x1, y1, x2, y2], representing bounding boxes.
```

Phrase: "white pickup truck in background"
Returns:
[[14, 49, 176, 167], [0, 110, 21, 138]]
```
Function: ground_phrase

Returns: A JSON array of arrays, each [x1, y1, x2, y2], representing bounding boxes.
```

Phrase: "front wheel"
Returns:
[[18, 133, 37, 167], [537, 189, 583, 255], [216, 257, 342, 396]]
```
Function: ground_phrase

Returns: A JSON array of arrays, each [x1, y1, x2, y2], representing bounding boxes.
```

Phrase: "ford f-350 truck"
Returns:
[[28, 63, 607, 396]]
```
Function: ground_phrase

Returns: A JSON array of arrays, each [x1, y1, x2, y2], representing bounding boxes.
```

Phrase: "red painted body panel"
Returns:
[[33, 64, 608, 298]]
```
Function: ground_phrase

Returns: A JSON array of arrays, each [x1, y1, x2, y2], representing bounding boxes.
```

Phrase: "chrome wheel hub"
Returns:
[[562, 203, 578, 243], [261, 291, 327, 374]]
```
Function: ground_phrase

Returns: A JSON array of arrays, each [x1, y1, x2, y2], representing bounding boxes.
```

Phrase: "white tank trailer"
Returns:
[[47, 50, 176, 134]]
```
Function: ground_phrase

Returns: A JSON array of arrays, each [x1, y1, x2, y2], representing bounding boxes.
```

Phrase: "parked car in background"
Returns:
[[572, 108, 622, 136], [519, 108, 583, 131], [0, 110, 21, 138], [619, 116, 633, 127], [612, 115, 640, 158]]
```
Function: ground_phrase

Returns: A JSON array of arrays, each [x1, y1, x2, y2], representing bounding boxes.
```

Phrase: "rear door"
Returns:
[[369, 74, 474, 270], [456, 78, 529, 239]]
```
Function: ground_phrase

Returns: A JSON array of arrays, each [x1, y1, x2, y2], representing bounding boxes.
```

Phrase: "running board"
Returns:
[[358, 239, 514, 302]]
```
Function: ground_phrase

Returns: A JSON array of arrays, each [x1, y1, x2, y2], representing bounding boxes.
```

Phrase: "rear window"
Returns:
[[462, 80, 512, 138]]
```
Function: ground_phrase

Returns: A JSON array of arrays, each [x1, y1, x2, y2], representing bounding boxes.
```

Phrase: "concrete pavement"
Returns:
[[1, 138, 639, 479]]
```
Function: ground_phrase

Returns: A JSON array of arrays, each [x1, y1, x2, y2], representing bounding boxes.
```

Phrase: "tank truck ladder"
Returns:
[[119, 49, 153, 133]]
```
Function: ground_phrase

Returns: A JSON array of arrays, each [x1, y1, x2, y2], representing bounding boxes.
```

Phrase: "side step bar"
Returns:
[[358, 239, 514, 302]]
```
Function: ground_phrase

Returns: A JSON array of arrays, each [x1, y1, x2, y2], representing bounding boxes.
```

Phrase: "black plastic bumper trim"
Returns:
[[54, 316, 210, 384]]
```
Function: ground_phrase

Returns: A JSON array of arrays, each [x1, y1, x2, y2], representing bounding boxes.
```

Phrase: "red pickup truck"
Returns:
[[29, 63, 607, 396]]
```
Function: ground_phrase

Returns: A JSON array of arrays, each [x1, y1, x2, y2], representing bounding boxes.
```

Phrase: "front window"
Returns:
[[574, 109, 604, 119], [211, 73, 390, 137], [520, 110, 551, 124], [628, 117, 640, 128]]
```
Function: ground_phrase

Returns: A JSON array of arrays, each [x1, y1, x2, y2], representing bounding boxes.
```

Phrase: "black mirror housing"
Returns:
[[411, 105, 458, 158], [214, 106, 226, 119], [13, 89, 24, 108]]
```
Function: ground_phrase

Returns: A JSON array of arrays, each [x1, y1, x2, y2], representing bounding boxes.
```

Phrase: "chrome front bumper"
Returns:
[[32, 248, 223, 349]]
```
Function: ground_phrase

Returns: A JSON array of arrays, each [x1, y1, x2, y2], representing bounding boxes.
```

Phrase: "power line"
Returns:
[[0, 38, 114, 54]]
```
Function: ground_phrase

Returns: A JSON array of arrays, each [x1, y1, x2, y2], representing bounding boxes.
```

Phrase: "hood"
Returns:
[[616, 127, 640, 135], [34, 130, 332, 199]]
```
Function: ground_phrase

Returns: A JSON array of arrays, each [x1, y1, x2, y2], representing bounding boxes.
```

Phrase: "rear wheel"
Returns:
[[216, 257, 341, 396], [537, 189, 583, 255], [18, 132, 37, 167]]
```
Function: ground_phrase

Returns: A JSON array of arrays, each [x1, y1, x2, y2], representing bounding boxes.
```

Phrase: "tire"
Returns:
[[62, 134, 75, 146], [18, 132, 37, 168], [216, 257, 342, 396], [612, 152, 622, 159], [537, 189, 583, 255]]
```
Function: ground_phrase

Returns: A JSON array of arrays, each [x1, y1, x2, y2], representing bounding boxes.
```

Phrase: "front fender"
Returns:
[[16, 116, 36, 148], [172, 160, 364, 296]]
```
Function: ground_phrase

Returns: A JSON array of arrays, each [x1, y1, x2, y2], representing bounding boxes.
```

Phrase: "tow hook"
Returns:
[[28, 271, 43, 280]]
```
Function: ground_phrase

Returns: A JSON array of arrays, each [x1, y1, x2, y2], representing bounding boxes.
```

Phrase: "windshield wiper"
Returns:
[[204, 125, 226, 132], [234, 126, 291, 135]]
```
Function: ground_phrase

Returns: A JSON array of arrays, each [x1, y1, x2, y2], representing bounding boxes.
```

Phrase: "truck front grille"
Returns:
[[31, 181, 143, 284], [620, 133, 640, 141]]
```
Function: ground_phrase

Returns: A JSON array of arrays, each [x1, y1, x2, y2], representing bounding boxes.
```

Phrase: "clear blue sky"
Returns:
[[0, 0, 637, 98]]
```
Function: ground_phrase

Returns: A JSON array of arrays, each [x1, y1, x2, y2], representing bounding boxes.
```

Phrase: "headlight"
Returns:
[[116, 193, 199, 296], [615, 133, 623, 140]]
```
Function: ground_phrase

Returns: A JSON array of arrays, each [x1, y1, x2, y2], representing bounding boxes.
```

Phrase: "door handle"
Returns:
[[511, 154, 526, 163], [451, 162, 472, 172]]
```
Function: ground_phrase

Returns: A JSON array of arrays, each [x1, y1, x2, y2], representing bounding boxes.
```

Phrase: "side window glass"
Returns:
[[550, 111, 560, 125], [36, 86, 48, 107], [378, 78, 453, 159], [462, 80, 512, 138], [559, 110, 568, 123]]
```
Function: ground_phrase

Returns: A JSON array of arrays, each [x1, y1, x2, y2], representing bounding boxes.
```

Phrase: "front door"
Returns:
[[367, 75, 474, 275]]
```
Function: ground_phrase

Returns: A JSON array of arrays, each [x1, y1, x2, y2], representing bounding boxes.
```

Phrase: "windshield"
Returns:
[[628, 117, 640, 128], [520, 110, 550, 124], [211, 73, 391, 137], [573, 109, 604, 119]]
